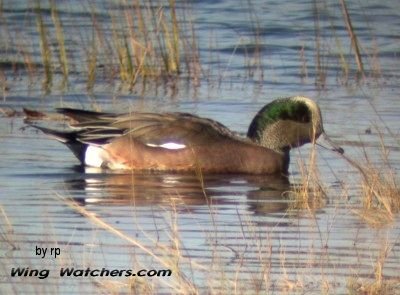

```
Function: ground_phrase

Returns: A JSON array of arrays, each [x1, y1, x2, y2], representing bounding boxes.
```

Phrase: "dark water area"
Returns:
[[0, 0, 400, 294]]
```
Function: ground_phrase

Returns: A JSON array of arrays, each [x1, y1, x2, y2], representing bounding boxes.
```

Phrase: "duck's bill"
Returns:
[[317, 133, 344, 154]]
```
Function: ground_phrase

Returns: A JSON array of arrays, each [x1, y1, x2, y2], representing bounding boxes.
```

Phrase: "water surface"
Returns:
[[0, 1, 399, 294]]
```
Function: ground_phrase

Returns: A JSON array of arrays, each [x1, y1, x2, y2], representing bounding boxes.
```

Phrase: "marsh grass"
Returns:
[[339, 0, 364, 79], [0, 70, 9, 99], [347, 238, 400, 295], [50, 0, 68, 87], [348, 278, 400, 295], [159, 0, 180, 74], [243, 0, 264, 83], [130, 2, 180, 76], [312, 0, 327, 88], [85, 37, 97, 92], [1, 167, 398, 294], [1, 0, 200, 94], [288, 145, 327, 211], [101, 0, 201, 91], [299, 44, 308, 82], [1, 0, 387, 94], [51, 186, 279, 294], [340, 131, 399, 227], [311, 0, 383, 87], [357, 161, 399, 227], [59, 194, 200, 293], [0, 205, 17, 251], [82, 6, 106, 92], [35, 0, 53, 91], [16, 42, 37, 83]]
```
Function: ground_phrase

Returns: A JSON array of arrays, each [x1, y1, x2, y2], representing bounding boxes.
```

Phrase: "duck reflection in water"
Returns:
[[64, 169, 293, 215]]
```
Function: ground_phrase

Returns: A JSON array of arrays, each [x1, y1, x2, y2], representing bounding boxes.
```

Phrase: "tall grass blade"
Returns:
[[50, 0, 68, 87], [169, 0, 180, 73], [339, 0, 364, 78], [312, 0, 326, 88], [35, 0, 53, 91]]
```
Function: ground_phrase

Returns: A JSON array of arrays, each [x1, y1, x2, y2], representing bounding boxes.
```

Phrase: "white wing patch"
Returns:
[[146, 142, 186, 150], [85, 145, 105, 167]]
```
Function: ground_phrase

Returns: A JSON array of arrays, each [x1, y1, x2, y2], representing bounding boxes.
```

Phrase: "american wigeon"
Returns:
[[31, 96, 343, 174]]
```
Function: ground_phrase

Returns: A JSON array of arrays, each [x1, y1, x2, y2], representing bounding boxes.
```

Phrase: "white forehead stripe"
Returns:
[[293, 95, 320, 114], [146, 142, 186, 150], [85, 145, 104, 167]]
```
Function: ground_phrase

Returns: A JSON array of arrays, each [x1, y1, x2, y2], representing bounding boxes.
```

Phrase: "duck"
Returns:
[[30, 96, 343, 174]]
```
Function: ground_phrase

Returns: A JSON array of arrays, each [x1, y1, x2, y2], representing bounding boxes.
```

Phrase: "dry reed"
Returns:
[[287, 144, 327, 211], [339, 0, 365, 78], [347, 238, 400, 294], [339, 130, 399, 227], [35, 0, 53, 91], [312, 0, 326, 88], [59, 193, 202, 293], [0, 205, 17, 250], [50, 0, 68, 86], [1, 0, 201, 93]]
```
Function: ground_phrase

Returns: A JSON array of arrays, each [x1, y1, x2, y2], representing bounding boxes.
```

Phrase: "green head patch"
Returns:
[[247, 98, 312, 141]]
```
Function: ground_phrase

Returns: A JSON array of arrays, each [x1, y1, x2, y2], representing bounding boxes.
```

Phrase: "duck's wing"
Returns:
[[115, 112, 240, 146], [57, 108, 240, 147]]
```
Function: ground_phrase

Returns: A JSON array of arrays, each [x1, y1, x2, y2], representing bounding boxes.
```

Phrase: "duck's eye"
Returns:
[[300, 114, 309, 123]]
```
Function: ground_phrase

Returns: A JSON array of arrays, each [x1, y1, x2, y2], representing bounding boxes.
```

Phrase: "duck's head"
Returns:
[[247, 96, 343, 154]]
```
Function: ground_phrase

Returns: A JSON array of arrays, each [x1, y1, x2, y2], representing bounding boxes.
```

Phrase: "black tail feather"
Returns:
[[56, 108, 117, 124], [30, 125, 78, 143], [29, 125, 87, 164]]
